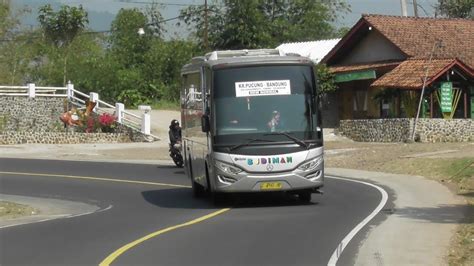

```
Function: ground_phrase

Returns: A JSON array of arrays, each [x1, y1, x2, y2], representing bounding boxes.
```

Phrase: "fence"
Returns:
[[0, 82, 151, 135]]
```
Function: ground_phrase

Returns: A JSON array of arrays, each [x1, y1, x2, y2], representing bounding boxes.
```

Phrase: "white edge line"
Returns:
[[0, 204, 113, 229], [326, 175, 389, 266]]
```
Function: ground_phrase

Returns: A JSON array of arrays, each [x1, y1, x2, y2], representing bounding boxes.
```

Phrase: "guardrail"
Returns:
[[0, 82, 151, 135]]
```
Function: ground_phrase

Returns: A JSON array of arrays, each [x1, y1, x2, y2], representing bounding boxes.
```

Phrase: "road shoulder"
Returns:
[[326, 168, 466, 266]]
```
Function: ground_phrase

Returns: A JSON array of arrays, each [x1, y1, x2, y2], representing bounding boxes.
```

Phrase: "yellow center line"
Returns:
[[99, 208, 231, 266], [1, 171, 227, 265], [0, 171, 191, 188]]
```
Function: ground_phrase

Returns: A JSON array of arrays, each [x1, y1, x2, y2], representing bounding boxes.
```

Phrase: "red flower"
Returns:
[[99, 113, 116, 127]]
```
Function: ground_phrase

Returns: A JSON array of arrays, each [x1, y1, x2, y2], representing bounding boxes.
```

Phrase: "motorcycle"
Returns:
[[169, 143, 184, 167]]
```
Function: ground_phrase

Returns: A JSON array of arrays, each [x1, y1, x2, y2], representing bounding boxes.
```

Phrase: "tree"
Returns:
[[0, 2, 10, 36], [436, 0, 474, 19], [179, 0, 350, 50], [38, 4, 88, 85], [0, 2, 37, 85], [315, 64, 337, 96]]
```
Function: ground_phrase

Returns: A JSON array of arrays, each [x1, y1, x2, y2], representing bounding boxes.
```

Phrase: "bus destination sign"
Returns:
[[235, 80, 291, 97]]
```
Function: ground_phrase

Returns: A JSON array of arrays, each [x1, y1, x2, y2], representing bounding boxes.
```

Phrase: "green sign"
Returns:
[[440, 82, 453, 113], [335, 70, 376, 83], [470, 86, 474, 119], [471, 96, 474, 119]]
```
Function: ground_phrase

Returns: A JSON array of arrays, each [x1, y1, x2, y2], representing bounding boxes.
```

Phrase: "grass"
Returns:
[[442, 159, 474, 186], [150, 100, 180, 111], [0, 201, 37, 218], [442, 159, 474, 266]]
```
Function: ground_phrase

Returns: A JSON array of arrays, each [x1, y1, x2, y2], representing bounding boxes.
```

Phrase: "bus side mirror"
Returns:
[[201, 114, 210, 132]]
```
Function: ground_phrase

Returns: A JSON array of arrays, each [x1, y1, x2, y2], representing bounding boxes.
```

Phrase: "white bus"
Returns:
[[180, 49, 324, 203]]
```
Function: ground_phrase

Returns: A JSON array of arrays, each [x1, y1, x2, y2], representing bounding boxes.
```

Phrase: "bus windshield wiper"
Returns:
[[228, 138, 276, 151], [264, 132, 309, 149]]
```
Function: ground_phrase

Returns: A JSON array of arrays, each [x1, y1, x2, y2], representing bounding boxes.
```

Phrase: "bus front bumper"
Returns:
[[213, 165, 324, 193]]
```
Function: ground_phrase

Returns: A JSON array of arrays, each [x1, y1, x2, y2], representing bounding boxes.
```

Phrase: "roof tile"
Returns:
[[363, 15, 474, 69], [371, 59, 456, 89]]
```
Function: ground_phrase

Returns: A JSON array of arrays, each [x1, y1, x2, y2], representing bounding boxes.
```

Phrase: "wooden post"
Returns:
[[430, 91, 433, 118], [464, 88, 468, 118]]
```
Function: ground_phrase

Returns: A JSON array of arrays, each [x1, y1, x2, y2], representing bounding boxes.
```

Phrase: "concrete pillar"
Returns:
[[115, 103, 124, 123], [27, 83, 35, 98], [90, 92, 99, 112], [66, 82, 74, 99], [139, 105, 151, 135]]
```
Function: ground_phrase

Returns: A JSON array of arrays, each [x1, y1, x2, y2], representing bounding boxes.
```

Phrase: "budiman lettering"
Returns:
[[247, 156, 294, 166]]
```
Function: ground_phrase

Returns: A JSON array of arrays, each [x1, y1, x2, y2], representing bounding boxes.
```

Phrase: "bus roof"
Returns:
[[181, 49, 313, 74]]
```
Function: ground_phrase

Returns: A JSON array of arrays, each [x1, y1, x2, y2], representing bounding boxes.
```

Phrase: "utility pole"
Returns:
[[412, 0, 419, 17], [411, 40, 442, 141], [204, 0, 209, 51], [400, 0, 408, 16]]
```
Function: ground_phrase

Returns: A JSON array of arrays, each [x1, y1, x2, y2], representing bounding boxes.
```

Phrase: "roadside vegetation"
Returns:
[[0, 201, 37, 218], [0, 0, 349, 108]]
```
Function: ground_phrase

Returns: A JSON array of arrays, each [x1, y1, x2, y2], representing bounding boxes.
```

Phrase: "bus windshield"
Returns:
[[213, 65, 319, 145]]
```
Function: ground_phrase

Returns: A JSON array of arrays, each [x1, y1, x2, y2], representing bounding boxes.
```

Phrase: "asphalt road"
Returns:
[[0, 158, 388, 266]]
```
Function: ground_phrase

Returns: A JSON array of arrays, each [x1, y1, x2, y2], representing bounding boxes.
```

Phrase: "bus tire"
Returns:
[[192, 180, 205, 198], [189, 157, 205, 198], [298, 191, 312, 203], [212, 192, 226, 206], [205, 164, 212, 194]]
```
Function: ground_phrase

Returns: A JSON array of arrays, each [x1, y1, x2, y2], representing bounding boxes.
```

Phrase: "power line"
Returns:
[[0, 14, 185, 42]]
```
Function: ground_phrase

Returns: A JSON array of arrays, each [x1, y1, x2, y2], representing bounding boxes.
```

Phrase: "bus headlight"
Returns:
[[297, 157, 323, 171], [215, 161, 243, 175]]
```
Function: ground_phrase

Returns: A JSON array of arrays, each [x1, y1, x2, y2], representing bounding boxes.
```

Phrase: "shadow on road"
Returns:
[[156, 165, 179, 169], [142, 189, 215, 210], [142, 189, 319, 209], [222, 192, 319, 208], [394, 204, 472, 224]]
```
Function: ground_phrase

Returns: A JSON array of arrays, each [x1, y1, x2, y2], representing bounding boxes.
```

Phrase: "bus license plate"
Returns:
[[260, 182, 282, 190]]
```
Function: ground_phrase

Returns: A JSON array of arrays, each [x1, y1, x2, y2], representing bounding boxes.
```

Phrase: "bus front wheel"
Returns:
[[298, 191, 312, 203], [189, 157, 205, 198]]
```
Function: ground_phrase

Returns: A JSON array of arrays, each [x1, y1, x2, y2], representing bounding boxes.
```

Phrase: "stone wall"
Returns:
[[0, 96, 65, 132], [415, 119, 473, 142], [338, 118, 473, 142], [0, 132, 132, 145], [0, 96, 156, 144]]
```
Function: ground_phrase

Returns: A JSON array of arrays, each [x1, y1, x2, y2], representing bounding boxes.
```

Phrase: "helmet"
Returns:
[[171, 119, 179, 127]]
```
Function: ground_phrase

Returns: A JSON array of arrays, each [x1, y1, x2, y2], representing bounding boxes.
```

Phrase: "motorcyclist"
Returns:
[[169, 119, 182, 146]]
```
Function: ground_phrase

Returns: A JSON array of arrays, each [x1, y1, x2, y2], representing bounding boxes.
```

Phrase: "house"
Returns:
[[321, 14, 474, 125]]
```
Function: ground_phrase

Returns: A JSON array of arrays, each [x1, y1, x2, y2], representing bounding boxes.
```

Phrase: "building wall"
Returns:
[[339, 30, 405, 65], [338, 118, 473, 142]]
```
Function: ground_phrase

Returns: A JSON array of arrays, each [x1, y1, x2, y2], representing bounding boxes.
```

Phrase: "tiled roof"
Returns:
[[371, 58, 471, 89], [363, 14, 474, 69], [329, 61, 401, 74], [276, 39, 341, 63]]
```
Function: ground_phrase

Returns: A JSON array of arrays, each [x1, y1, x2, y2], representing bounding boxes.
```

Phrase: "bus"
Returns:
[[180, 49, 324, 203]]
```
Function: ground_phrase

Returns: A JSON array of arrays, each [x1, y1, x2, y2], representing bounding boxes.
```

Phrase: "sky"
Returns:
[[12, 0, 438, 37]]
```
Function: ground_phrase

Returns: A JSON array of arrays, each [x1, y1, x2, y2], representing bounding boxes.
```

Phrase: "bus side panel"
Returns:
[[182, 72, 207, 188]]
